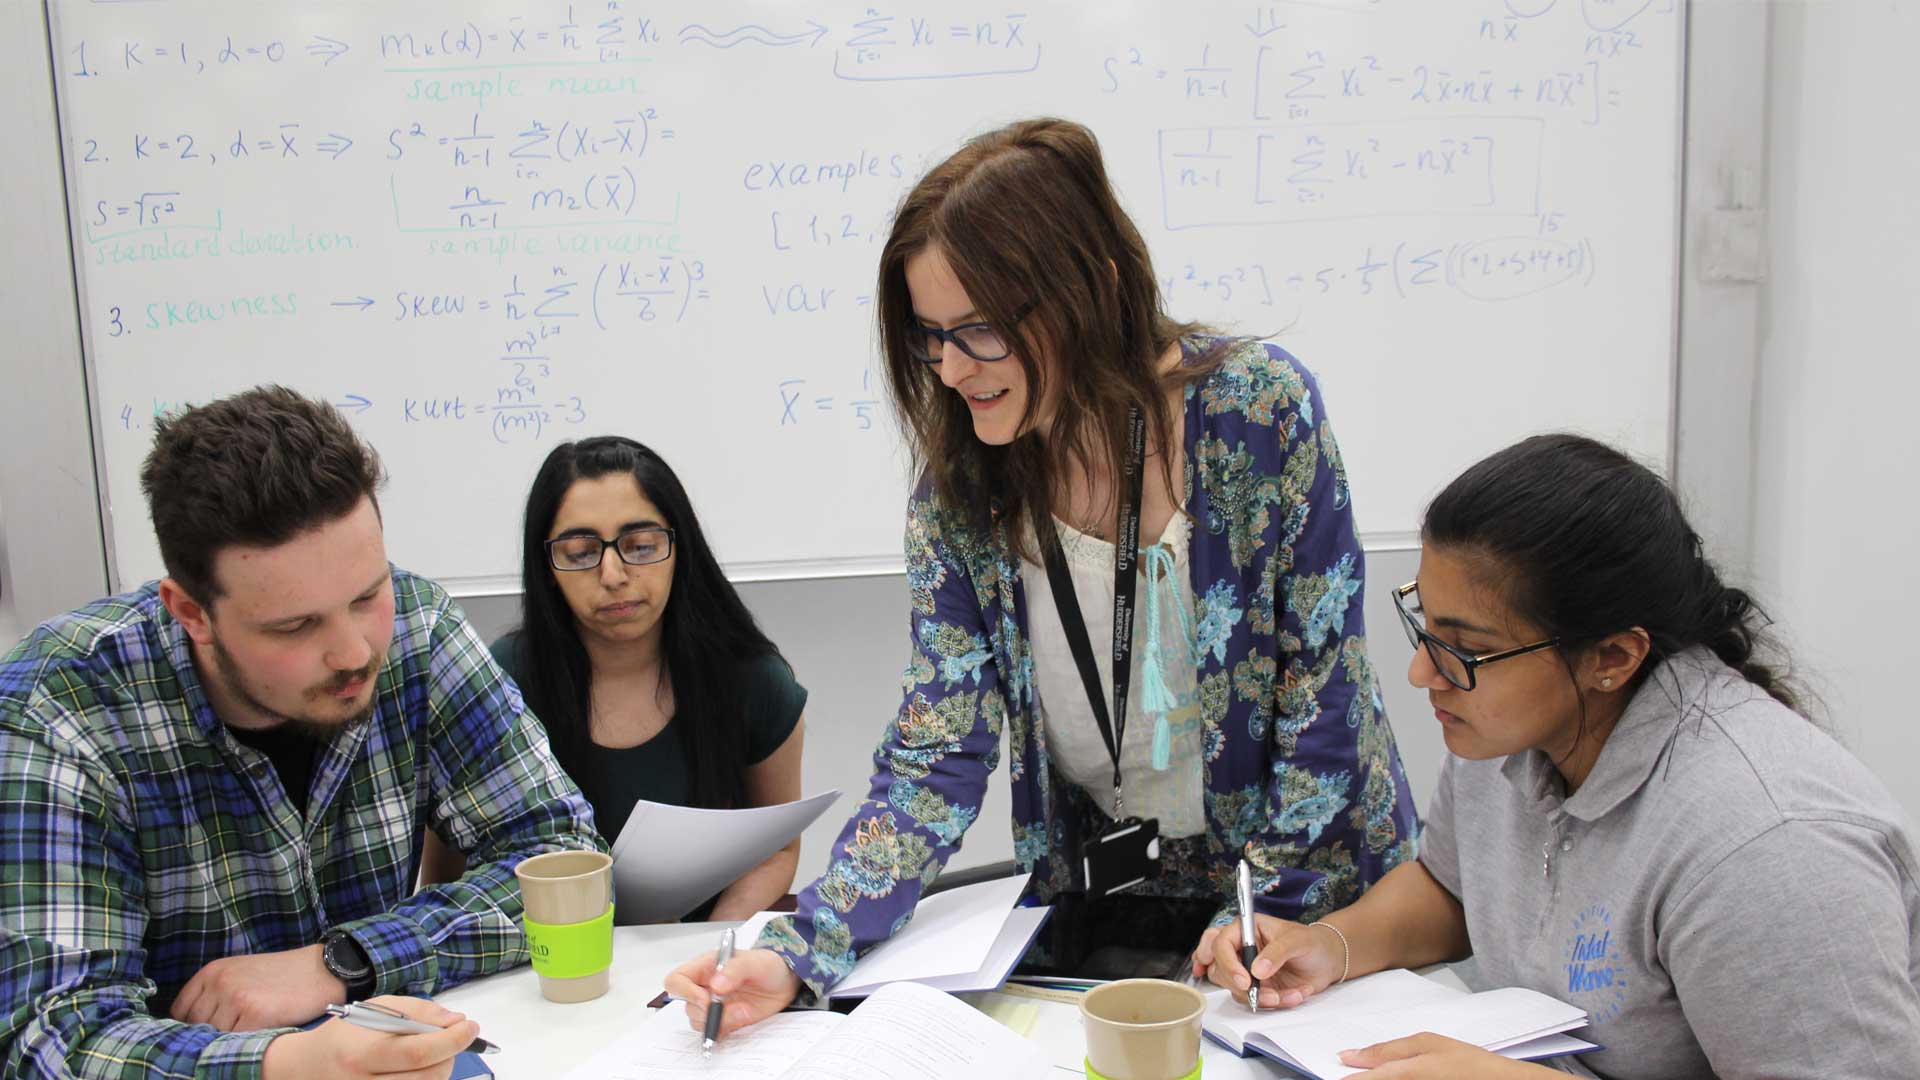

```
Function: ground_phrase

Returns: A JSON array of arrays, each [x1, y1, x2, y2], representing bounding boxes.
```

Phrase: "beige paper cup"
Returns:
[[515, 850, 614, 1003], [1081, 978, 1206, 1080]]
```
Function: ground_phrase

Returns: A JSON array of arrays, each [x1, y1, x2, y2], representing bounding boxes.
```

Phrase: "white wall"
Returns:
[[1752, 0, 1920, 818], [0, 0, 111, 627]]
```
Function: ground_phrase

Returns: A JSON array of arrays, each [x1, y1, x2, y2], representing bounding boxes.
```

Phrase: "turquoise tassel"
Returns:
[[1140, 546, 1183, 771]]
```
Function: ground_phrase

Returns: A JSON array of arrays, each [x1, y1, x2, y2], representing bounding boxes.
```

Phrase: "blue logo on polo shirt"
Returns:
[[1566, 904, 1627, 1023]]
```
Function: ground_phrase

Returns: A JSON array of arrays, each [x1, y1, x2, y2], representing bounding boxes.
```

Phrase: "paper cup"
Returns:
[[1081, 978, 1205, 1080], [515, 849, 614, 1003]]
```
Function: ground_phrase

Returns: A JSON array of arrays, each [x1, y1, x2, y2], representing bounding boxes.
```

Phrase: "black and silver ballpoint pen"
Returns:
[[701, 927, 735, 1058], [1237, 858, 1260, 1012], [324, 1001, 500, 1055]]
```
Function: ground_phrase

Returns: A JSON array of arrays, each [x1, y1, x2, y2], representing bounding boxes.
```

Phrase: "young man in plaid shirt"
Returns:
[[0, 386, 603, 1078]]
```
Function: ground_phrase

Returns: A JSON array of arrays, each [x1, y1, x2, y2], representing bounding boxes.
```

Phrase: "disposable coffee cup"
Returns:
[[1080, 977, 1205, 1080], [515, 850, 614, 1003]]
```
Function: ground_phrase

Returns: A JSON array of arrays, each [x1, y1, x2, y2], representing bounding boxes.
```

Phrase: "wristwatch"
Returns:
[[322, 928, 377, 1001]]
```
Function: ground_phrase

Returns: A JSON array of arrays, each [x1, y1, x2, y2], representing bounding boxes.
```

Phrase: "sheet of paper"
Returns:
[[846, 899, 1047, 998], [779, 980, 1052, 1080], [827, 874, 1030, 997], [1498, 1032, 1601, 1060], [608, 789, 841, 923], [731, 876, 1035, 1000], [1247, 985, 1589, 1080], [1202, 969, 1463, 1053], [732, 909, 781, 948], [929, 904, 1049, 993], [958, 993, 1040, 1037], [560, 1001, 842, 1080]]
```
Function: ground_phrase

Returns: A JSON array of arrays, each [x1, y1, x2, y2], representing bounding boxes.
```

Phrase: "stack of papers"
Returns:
[[565, 980, 1051, 1079], [1202, 969, 1597, 1079], [735, 874, 1047, 1002]]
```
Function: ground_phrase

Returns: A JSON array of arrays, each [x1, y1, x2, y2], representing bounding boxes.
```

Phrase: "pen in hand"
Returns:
[[1237, 859, 1260, 1012], [324, 1000, 500, 1055], [702, 927, 736, 1058]]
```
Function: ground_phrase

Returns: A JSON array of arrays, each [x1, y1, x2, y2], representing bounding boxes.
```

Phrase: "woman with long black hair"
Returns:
[[423, 436, 806, 920]]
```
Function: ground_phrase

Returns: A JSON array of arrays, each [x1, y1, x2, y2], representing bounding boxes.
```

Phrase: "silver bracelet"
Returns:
[[1310, 921, 1350, 984]]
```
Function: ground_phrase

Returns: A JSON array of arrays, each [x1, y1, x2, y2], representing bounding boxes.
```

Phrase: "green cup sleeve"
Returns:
[[524, 906, 614, 980]]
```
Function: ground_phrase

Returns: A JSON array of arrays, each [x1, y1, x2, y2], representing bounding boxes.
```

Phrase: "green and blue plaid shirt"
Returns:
[[0, 569, 602, 1078]]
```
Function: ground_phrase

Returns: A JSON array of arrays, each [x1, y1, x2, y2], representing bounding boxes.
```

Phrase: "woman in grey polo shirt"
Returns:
[[1196, 434, 1919, 1080]]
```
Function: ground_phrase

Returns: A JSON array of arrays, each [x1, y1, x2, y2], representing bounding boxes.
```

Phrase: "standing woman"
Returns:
[[421, 437, 807, 921], [671, 117, 1417, 1022], [1199, 434, 1920, 1079]]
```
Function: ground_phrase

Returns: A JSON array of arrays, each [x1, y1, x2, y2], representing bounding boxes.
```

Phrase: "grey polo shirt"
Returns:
[[1420, 648, 1920, 1079]]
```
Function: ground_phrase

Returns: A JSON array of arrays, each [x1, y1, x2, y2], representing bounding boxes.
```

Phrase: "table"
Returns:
[[435, 922, 724, 1077], [436, 922, 1470, 1078]]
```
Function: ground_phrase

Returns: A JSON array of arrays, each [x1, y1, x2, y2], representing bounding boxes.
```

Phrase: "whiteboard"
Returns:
[[50, 0, 1682, 593]]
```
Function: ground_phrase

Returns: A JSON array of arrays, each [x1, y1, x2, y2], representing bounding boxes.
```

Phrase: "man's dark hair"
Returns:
[[139, 384, 384, 603]]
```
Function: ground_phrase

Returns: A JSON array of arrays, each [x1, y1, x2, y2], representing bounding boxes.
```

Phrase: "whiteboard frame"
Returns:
[[42, 0, 123, 593]]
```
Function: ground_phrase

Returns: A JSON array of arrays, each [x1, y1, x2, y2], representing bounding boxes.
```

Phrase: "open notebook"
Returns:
[[1203, 969, 1598, 1080], [563, 980, 1050, 1079], [733, 874, 1048, 1002]]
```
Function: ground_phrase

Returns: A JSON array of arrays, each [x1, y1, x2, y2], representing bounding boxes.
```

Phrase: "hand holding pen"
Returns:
[[702, 928, 735, 1058], [1237, 859, 1261, 1011], [1193, 865, 1352, 1011], [663, 938, 805, 1040], [326, 999, 500, 1054], [262, 996, 485, 1080]]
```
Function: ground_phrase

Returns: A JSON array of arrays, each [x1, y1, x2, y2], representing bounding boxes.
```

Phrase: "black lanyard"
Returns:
[[1036, 407, 1147, 819]]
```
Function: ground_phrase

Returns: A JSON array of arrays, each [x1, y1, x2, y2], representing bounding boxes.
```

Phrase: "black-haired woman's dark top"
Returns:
[[488, 630, 807, 846]]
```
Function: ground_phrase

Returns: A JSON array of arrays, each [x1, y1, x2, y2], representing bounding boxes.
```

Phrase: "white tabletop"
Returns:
[[436, 921, 730, 1077], [436, 923, 1471, 1078]]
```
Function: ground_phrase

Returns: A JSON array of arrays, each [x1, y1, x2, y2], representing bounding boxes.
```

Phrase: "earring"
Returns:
[[1601, 677, 1613, 689]]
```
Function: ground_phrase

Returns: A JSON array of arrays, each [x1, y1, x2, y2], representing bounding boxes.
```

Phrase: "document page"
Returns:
[[563, 983, 1047, 1080], [822, 874, 1030, 997], [1202, 969, 1461, 1054], [780, 981, 1052, 1080], [609, 789, 841, 923], [561, 1002, 841, 1080], [731, 875, 1034, 1000]]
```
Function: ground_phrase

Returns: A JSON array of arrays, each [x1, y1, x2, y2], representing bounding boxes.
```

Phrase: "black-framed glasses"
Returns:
[[1392, 581, 1558, 691], [906, 303, 1033, 364], [545, 527, 675, 572]]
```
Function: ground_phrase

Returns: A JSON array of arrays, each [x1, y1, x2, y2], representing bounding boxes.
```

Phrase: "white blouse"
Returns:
[[1020, 513, 1207, 838]]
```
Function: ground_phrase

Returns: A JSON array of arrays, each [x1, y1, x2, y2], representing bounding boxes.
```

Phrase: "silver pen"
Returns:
[[701, 927, 735, 1058], [1237, 858, 1260, 1012], [324, 1000, 499, 1054]]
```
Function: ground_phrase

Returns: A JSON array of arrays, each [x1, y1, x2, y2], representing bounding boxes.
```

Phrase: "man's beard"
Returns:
[[208, 636, 379, 741]]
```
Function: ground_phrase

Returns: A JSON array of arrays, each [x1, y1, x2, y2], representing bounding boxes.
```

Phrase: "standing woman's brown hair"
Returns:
[[876, 117, 1222, 555]]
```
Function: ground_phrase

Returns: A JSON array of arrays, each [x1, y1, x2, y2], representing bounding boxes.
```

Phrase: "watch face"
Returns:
[[326, 933, 372, 980]]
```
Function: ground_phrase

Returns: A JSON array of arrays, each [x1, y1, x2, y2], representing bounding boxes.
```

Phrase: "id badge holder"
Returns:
[[1080, 816, 1161, 898]]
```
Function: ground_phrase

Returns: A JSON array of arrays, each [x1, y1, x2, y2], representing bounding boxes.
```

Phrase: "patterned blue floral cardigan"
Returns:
[[763, 339, 1419, 1001]]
